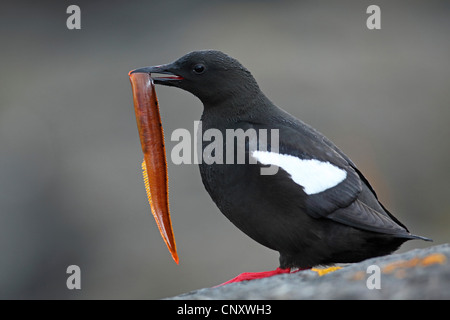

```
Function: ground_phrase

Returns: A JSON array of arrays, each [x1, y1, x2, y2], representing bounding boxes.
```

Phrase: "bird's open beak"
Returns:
[[128, 71, 179, 264], [130, 64, 184, 86]]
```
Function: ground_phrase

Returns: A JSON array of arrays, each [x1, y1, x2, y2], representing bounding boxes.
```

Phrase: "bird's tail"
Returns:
[[397, 233, 433, 242]]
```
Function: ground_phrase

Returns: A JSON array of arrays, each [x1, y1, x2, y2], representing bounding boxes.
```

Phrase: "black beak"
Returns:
[[129, 64, 184, 85]]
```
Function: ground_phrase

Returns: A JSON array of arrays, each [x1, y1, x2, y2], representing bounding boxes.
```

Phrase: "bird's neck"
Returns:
[[201, 90, 274, 125]]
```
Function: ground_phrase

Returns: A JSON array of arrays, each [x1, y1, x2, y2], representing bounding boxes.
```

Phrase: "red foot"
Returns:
[[216, 267, 308, 286]]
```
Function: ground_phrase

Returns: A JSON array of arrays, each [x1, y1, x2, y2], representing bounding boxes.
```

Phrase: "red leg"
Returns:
[[216, 267, 309, 286]]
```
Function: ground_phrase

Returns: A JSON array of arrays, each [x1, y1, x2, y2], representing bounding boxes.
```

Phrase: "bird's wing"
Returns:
[[327, 199, 409, 235], [236, 121, 407, 235]]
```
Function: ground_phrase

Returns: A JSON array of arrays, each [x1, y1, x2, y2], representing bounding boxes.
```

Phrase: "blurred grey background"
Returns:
[[0, 0, 448, 299]]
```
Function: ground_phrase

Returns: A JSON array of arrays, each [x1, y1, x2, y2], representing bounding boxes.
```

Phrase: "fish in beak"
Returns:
[[128, 71, 178, 264]]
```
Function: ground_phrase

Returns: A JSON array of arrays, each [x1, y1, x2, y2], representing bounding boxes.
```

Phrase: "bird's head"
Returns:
[[130, 50, 261, 106]]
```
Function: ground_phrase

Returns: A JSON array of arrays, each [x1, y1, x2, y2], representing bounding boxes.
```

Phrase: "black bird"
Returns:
[[131, 50, 431, 283]]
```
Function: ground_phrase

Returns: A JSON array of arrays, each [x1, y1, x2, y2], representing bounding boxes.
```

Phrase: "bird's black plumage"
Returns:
[[132, 50, 430, 269]]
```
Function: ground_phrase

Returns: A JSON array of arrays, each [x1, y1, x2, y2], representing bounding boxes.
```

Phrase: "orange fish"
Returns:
[[128, 71, 178, 264]]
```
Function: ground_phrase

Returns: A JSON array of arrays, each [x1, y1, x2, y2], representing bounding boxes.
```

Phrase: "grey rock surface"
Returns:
[[168, 244, 450, 299]]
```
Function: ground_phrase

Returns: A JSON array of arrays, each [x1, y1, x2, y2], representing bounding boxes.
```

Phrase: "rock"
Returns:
[[167, 244, 450, 299]]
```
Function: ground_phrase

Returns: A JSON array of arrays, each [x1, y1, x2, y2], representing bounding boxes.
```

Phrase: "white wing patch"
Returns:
[[252, 150, 347, 195]]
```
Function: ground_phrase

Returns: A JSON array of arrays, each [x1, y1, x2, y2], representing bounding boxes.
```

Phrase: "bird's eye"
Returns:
[[193, 64, 206, 74]]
